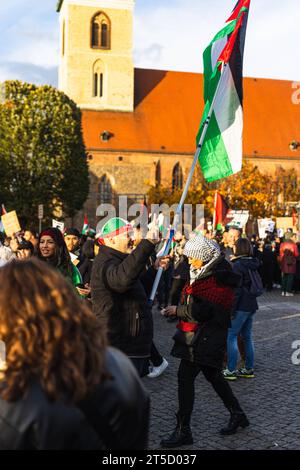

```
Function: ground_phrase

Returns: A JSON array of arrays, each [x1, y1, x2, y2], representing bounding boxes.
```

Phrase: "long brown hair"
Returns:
[[0, 258, 107, 403]]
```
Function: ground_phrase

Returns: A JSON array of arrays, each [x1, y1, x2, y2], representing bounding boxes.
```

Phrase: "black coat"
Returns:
[[171, 258, 241, 369], [231, 256, 260, 312], [0, 348, 150, 450], [91, 240, 156, 358]]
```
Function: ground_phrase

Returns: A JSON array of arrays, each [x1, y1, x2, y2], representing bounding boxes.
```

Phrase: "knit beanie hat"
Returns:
[[39, 227, 65, 248], [97, 217, 132, 245], [64, 228, 81, 238], [183, 234, 221, 263]]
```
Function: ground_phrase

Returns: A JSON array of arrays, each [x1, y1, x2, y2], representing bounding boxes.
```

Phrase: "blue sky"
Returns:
[[0, 0, 299, 87]]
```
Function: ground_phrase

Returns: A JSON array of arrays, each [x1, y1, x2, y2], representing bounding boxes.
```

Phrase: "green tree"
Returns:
[[0, 80, 89, 226]]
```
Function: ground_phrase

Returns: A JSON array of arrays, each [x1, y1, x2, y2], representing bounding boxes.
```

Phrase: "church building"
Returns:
[[56, 0, 300, 225]]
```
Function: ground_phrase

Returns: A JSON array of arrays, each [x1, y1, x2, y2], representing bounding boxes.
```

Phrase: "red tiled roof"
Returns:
[[82, 68, 300, 158]]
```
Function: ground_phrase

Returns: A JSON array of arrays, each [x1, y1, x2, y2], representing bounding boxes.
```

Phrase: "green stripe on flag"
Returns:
[[199, 112, 233, 182], [202, 20, 237, 98]]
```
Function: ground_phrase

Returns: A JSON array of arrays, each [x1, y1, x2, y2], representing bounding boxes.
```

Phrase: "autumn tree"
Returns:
[[147, 161, 300, 221], [217, 162, 300, 218], [147, 165, 215, 224], [0, 80, 89, 226]]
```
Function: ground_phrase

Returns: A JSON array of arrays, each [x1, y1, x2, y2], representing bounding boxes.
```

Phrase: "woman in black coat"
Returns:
[[0, 259, 149, 450], [161, 234, 249, 448]]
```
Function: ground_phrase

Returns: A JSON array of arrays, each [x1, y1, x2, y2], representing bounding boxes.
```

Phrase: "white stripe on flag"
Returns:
[[211, 36, 228, 70], [213, 64, 243, 174]]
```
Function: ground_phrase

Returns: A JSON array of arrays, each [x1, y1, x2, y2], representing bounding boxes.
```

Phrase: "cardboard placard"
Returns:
[[276, 217, 296, 233], [1, 211, 21, 237], [52, 219, 65, 233], [257, 219, 275, 239]]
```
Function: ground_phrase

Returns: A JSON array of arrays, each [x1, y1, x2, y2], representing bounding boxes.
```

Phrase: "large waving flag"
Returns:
[[197, 0, 251, 182]]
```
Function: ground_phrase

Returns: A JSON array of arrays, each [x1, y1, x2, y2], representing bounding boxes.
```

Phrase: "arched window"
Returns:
[[91, 12, 111, 49], [172, 163, 183, 191], [92, 22, 100, 47], [93, 60, 104, 98], [99, 175, 112, 204], [101, 23, 108, 47], [155, 161, 161, 186]]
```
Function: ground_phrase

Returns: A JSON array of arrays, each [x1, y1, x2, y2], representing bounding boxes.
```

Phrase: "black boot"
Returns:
[[220, 408, 249, 435], [160, 413, 193, 448]]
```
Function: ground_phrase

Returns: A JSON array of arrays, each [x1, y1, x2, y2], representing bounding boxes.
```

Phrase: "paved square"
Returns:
[[145, 290, 300, 450]]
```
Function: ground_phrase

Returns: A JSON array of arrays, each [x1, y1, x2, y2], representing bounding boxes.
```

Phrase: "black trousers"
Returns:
[[131, 358, 150, 378], [150, 341, 163, 367], [177, 359, 242, 422]]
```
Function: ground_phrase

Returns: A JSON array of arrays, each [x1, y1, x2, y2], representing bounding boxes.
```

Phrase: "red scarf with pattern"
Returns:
[[181, 276, 234, 312]]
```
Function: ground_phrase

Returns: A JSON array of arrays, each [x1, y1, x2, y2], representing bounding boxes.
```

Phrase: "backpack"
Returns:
[[283, 249, 296, 266], [247, 269, 263, 297]]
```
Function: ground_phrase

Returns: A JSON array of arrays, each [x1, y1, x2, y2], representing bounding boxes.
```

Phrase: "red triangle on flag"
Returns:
[[213, 192, 229, 229]]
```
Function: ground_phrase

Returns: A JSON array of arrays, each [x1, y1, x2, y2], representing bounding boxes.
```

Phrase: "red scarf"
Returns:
[[176, 273, 234, 335], [181, 276, 234, 311]]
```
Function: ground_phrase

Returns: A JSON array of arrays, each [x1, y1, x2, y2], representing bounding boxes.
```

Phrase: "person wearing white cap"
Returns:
[[160, 234, 249, 448]]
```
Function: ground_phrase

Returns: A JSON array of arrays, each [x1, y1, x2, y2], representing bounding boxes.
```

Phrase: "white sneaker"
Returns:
[[147, 358, 169, 378], [286, 292, 294, 297], [281, 292, 286, 296]]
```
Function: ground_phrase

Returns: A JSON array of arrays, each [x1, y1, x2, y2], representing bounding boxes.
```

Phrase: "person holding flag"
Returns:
[[158, 0, 251, 447], [91, 217, 169, 377], [148, 0, 250, 304]]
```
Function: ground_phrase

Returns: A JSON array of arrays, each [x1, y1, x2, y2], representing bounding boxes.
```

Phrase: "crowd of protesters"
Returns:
[[0, 218, 299, 450]]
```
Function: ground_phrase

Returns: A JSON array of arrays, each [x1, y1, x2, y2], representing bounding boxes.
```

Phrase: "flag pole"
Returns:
[[149, 63, 228, 304]]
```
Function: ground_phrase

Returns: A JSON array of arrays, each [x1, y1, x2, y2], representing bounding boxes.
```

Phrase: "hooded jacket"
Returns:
[[231, 256, 260, 312]]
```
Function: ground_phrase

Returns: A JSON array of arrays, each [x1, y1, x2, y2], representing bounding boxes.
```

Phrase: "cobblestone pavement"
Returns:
[[144, 289, 300, 450]]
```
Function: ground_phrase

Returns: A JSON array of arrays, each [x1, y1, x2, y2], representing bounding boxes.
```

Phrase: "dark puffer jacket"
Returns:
[[0, 348, 150, 450], [91, 240, 156, 358], [231, 256, 260, 312], [171, 257, 241, 368]]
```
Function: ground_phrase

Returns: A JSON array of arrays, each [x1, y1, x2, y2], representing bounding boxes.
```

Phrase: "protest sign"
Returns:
[[224, 210, 249, 229], [257, 219, 275, 239], [52, 219, 65, 232], [276, 217, 296, 233], [1, 211, 21, 237]]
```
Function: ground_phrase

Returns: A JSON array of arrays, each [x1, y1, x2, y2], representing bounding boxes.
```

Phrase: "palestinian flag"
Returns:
[[197, 0, 251, 182], [156, 228, 175, 257], [213, 191, 229, 230], [82, 214, 89, 235], [97, 217, 132, 245]]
